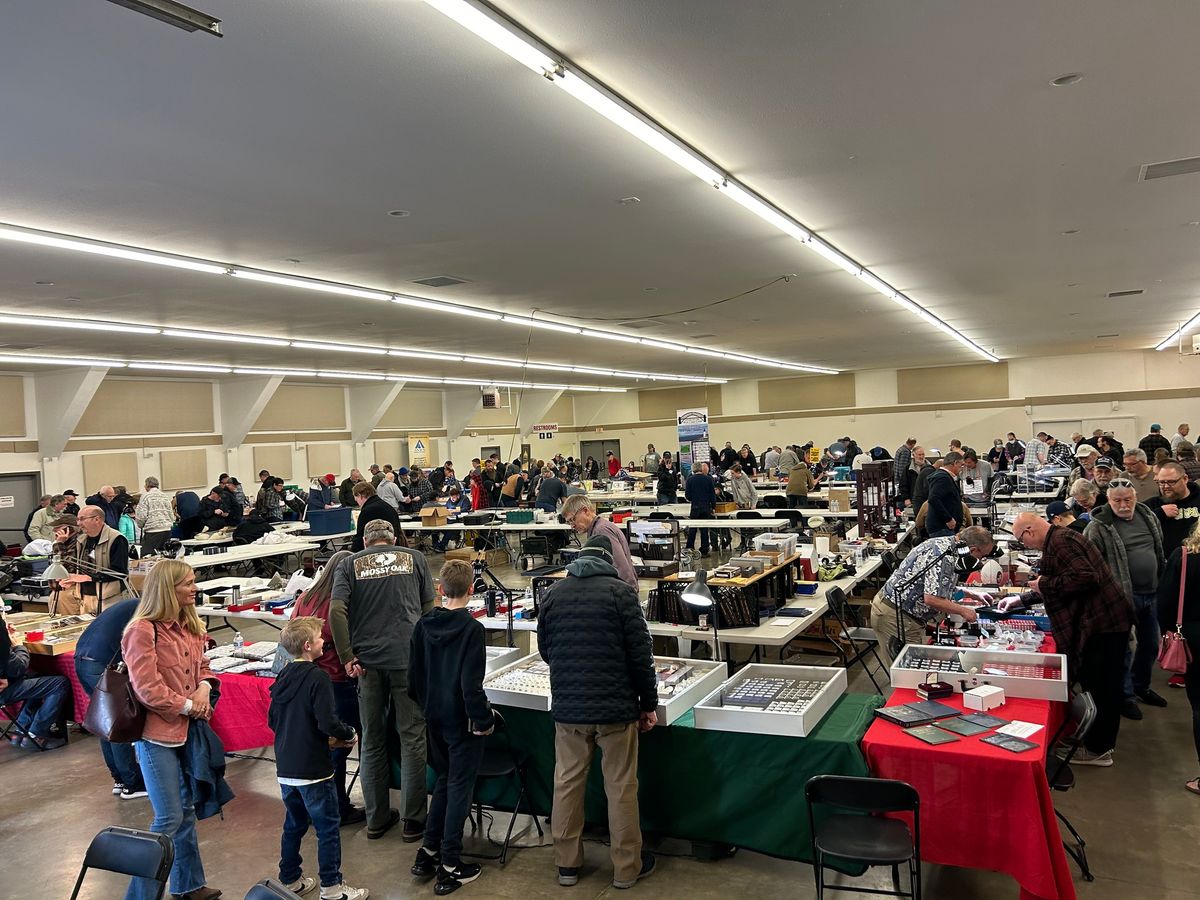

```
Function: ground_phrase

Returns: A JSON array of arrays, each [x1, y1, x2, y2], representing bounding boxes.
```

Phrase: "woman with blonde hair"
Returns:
[[121, 560, 224, 900], [1158, 520, 1200, 796], [292, 549, 365, 825]]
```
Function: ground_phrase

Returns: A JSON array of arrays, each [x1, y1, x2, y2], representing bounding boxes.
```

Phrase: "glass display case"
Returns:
[[889, 644, 1069, 702], [693, 664, 847, 737], [485, 645, 524, 674]]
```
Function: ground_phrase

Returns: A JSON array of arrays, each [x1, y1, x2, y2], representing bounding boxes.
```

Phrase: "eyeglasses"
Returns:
[[1154, 476, 1185, 486]]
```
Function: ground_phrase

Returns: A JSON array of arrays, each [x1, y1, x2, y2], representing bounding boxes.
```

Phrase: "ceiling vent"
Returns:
[[1140, 156, 1200, 181], [1106, 289, 1144, 298], [412, 275, 470, 288]]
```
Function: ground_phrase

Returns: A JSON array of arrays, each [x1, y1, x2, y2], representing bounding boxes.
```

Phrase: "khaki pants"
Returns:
[[54, 586, 99, 616], [552, 722, 641, 883], [869, 596, 928, 668]]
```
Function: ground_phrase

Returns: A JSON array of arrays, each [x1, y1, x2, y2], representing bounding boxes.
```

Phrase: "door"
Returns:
[[0, 472, 42, 549], [480, 445, 501, 463], [1081, 416, 1138, 448], [580, 440, 623, 474]]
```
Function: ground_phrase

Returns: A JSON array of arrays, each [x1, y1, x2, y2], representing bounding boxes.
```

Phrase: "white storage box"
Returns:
[[753, 533, 798, 557], [485, 645, 524, 674], [483, 652, 552, 711], [964, 685, 1006, 711], [652, 656, 728, 726], [889, 644, 1068, 702], [693, 664, 846, 737]]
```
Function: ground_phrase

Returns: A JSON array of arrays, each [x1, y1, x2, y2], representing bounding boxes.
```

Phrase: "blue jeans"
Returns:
[[927, 527, 955, 538], [126, 739, 207, 899], [280, 779, 343, 888], [75, 658, 143, 790], [656, 493, 676, 507], [535, 502, 558, 513], [1123, 590, 1161, 700], [425, 719, 485, 867], [0, 675, 68, 739]]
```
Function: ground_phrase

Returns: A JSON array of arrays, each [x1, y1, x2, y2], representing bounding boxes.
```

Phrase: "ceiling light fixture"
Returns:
[[164, 328, 289, 347], [317, 371, 385, 381], [420, 0, 996, 364], [127, 362, 233, 374], [1050, 73, 1083, 86], [580, 329, 642, 344], [0, 314, 161, 336], [232, 367, 317, 376], [231, 269, 392, 302], [387, 349, 465, 362], [104, 0, 222, 36], [0, 223, 226, 275], [1156, 312, 1200, 352], [639, 338, 686, 351], [0, 353, 125, 367]]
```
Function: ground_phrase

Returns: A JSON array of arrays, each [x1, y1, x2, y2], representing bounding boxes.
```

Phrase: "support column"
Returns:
[[349, 381, 405, 445], [218, 375, 283, 450], [33, 366, 109, 459], [442, 388, 482, 441]]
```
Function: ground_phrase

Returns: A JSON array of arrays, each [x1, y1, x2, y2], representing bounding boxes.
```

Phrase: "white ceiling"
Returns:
[[2, 0, 1199, 384]]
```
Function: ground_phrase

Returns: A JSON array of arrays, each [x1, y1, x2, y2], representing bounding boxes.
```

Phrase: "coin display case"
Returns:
[[889, 644, 1068, 702], [693, 664, 847, 737]]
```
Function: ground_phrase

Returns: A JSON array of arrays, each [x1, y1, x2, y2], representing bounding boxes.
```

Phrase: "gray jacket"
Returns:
[[1084, 503, 1164, 602], [329, 544, 435, 669]]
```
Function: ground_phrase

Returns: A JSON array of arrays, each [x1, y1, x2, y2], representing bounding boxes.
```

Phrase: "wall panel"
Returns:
[[160, 449, 208, 491], [758, 374, 856, 412], [377, 389, 444, 428], [253, 445, 293, 480], [0, 375, 26, 437], [252, 385, 345, 432], [638, 385, 723, 422], [76, 379, 214, 436], [305, 444, 342, 478], [82, 452, 139, 492], [897, 362, 1009, 404]]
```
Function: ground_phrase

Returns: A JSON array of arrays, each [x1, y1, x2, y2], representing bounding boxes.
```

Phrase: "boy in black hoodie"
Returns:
[[269, 617, 368, 900], [408, 559, 494, 895]]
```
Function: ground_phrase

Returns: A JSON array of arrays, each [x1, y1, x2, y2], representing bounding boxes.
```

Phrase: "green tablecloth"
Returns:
[[399, 692, 883, 862]]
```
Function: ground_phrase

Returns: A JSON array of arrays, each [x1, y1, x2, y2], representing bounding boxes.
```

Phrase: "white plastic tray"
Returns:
[[652, 656, 728, 726], [483, 652, 552, 711], [889, 644, 1069, 702], [693, 664, 846, 737], [485, 645, 524, 674]]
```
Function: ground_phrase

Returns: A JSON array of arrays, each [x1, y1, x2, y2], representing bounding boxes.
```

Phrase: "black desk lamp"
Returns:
[[682, 570, 722, 664]]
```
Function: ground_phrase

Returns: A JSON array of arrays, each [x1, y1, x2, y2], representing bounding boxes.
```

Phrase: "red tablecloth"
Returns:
[[28, 650, 274, 754], [862, 689, 1074, 900]]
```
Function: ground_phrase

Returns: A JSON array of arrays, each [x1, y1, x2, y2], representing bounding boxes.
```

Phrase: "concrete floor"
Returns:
[[5, 550, 1200, 899]]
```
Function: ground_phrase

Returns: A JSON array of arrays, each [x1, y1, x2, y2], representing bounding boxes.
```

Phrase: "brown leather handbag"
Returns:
[[84, 626, 152, 743]]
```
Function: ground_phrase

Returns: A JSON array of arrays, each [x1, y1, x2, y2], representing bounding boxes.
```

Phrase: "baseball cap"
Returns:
[[324, 473, 337, 483], [1045, 501, 1070, 521], [1094, 457, 1115, 470], [1151, 424, 1163, 431], [1075, 445, 1098, 458], [397, 467, 410, 476], [62, 489, 78, 497]]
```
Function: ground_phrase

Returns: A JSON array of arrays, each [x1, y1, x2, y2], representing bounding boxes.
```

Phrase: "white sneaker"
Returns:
[[284, 876, 316, 894], [320, 884, 368, 900], [1072, 749, 1114, 767]]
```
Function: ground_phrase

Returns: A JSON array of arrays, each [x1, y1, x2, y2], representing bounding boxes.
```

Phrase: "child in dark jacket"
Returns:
[[408, 559, 495, 895], [269, 617, 367, 900]]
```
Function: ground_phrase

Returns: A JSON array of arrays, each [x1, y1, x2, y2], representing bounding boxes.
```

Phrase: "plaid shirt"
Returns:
[[1046, 441, 1074, 468], [893, 445, 912, 487], [1036, 525, 1134, 667]]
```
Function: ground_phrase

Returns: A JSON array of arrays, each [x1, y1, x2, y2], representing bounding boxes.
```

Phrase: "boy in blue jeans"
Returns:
[[409, 559, 494, 894], [269, 617, 368, 900]]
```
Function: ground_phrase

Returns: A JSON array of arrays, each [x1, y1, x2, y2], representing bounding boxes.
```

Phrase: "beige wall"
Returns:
[[0, 375, 27, 437], [252, 384, 345, 432], [76, 378, 214, 435]]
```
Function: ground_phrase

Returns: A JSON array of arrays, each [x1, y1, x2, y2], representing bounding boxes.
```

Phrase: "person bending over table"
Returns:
[[534, 466, 567, 513], [869, 526, 993, 666], [561, 494, 638, 591], [1000, 512, 1135, 767], [498, 471, 527, 508]]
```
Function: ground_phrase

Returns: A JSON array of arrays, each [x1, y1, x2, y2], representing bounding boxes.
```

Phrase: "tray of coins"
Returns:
[[483, 653, 553, 711], [890, 644, 1068, 701], [693, 664, 847, 737], [485, 645, 525, 674], [652, 656, 727, 726]]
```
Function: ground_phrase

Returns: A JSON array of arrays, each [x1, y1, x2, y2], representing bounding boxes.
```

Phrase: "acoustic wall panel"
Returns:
[[160, 449, 208, 491], [638, 385, 723, 421], [253, 445, 293, 480], [82, 452, 139, 493], [75, 379, 214, 436], [758, 374, 856, 413], [897, 363, 1010, 404], [305, 443, 343, 478], [252, 384, 345, 432], [0, 375, 26, 437]]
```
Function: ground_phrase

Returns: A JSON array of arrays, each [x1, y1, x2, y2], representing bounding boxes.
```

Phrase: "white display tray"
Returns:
[[483, 652, 552, 711], [652, 656, 728, 726], [889, 644, 1069, 702], [485, 645, 524, 674], [693, 664, 847, 737]]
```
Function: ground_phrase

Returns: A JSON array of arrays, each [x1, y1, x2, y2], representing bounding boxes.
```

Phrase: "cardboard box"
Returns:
[[714, 502, 738, 515], [827, 488, 853, 513], [420, 506, 453, 527], [444, 547, 508, 567], [747, 549, 782, 566]]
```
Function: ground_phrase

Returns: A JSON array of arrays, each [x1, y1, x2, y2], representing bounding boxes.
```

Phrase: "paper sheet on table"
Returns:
[[996, 721, 1043, 739], [770, 618, 795, 627]]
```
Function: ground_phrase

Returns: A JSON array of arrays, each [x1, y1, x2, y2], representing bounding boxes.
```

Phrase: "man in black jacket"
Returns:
[[925, 451, 964, 538], [408, 559, 493, 894], [0, 616, 69, 750], [684, 462, 717, 556], [1145, 462, 1200, 559], [538, 535, 657, 890], [350, 481, 403, 553]]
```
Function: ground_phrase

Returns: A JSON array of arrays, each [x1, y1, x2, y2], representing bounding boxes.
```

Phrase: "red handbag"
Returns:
[[1159, 548, 1194, 674]]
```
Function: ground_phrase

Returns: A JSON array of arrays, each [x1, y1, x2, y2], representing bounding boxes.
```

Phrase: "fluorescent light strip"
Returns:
[[231, 269, 392, 302], [0, 352, 124, 367], [420, 0, 998, 364], [0, 314, 161, 336], [128, 362, 233, 374], [165, 329, 289, 347], [500, 315, 582, 335], [0, 224, 227, 275], [388, 349, 465, 362], [292, 341, 388, 356], [392, 295, 500, 321], [581, 329, 642, 344], [1156, 312, 1200, 351], [233, 367, 318, 376], [640, 338, 686, 351], [317, 371, 385, 381]]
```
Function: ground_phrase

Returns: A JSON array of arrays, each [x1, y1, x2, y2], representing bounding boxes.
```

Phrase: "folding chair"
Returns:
[[757, 494, 787, 509], [805, 774, 921, 899], [466, 710, 544, 865], [825, 586, 888, 694], [69, 826, 175, 900], [734, 510, 763, 551], [1045, 691, 1097, 881], [0, 702, 43, 750]]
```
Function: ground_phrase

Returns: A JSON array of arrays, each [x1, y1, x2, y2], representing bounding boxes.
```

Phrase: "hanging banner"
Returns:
[[676, 407, 710, 476], [408, 434, 431, 469]]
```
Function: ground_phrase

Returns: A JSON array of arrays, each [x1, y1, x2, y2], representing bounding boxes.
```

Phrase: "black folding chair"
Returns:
[[245, 879, 302, 899], [466, 710, 544, 865], [757, 494, 787, 509], [1045, 691, 1097, 881], [805, 775, 921, 899], [647, 511, 676, 520], [825, 586, 887, 694], [0, 702, 43, 751], [69, 826, 175, 900], [734, 510, 763, 551]]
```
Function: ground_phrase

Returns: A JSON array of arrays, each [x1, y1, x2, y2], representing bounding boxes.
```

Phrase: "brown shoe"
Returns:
[[401, 818, 425, 842], [174, 888, 222, 900]]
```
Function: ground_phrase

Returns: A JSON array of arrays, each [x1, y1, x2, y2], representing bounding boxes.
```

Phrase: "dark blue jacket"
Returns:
[[184, 718, 235, 821], [684, 472, 717, 516], [74, 597, 138, 663], [86, 493, 122, 530]]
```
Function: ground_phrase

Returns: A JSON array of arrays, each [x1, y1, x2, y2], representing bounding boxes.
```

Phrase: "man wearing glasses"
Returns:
[[1146, 462, 1200, 559], [55, 505, 130, 615], [999, 513, 1134, 766], [559, 495, 638, 591]]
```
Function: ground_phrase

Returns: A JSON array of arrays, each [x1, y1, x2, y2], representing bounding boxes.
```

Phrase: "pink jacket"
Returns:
[[122, 618, 215, 744]]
